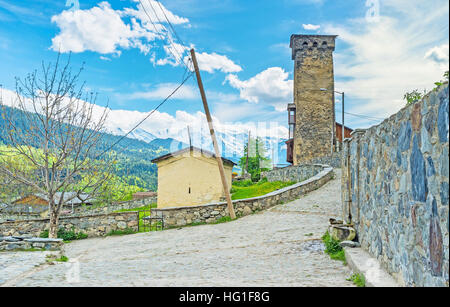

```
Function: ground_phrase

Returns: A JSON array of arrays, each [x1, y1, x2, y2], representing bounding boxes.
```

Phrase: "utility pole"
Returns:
[[246, 130, 250, 175], [341, 92, 345, 152], [272, 146, 275, 169], [190, 49, 236, 220], [187, 125, 192, 148]]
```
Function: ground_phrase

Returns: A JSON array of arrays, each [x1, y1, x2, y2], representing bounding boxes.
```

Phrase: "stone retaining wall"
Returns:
[[153, 165, 334, 228], [0, 211, 138, 238], [0, 237, 63, 252], [303, 152, 342, 169], [0, 213, 42, 223], [261, 164, 323, 182], [74, 197, 157, 215], [0, 197, 156, 223], [342, 84, 449, 287]]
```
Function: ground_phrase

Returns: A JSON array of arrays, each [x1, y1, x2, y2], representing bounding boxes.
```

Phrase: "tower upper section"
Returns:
[[290, 34, 337, 60]]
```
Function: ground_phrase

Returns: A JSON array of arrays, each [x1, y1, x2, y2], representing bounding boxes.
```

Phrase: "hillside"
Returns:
[[0, 104, 288, 200], [0, 105, 178, 198]]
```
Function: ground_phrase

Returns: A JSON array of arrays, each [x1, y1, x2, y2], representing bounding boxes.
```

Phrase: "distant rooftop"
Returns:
[[13, 192, 96, 205]]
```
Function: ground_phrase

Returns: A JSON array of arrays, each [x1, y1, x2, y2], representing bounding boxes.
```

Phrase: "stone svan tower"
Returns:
[[288, 34, 337, 165]]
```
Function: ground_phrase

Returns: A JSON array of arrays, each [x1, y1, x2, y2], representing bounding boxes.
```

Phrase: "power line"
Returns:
[[343, 112, 384, 121], [155, 0, 186, 48], [96, 72, 194, 159], [94, 1, 195, 158], [137, 0, 189, 71], [154, 0, 193, 79], [143, 0, 189, 70]]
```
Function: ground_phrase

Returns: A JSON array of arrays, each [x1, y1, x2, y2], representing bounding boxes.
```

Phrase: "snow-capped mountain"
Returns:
[[107, 124, 289, 167]]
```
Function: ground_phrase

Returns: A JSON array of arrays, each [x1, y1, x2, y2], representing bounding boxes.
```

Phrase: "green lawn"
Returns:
[[231, 179, 296, 200]]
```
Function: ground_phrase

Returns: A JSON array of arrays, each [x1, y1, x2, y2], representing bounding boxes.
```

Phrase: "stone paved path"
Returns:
[[1, 170, 354, 287]]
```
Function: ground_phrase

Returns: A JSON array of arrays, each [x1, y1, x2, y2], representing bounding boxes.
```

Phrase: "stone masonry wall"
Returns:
[[0, 211, 139, 238], [301, 152, 342, 169], [153, 165, 334, 228], [0, 197, 156, 223], [75, 197, 157, 215], [261, 164, 323, 182], [342, 84, 449, 287]]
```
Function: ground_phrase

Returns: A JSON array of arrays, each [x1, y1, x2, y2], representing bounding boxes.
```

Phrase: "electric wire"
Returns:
[[137, 0, 189, 71], [96, 72, 194, 159], [143, 0, 190, 71]]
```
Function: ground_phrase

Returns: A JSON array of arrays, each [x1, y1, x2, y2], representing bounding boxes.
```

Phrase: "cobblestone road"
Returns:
[[2, 170, 354, 287]]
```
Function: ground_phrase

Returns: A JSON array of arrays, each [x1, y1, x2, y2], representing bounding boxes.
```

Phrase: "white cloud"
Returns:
[[226, 67, 293, 112], [106, 108, 288, 157], [302, 24, 321, 31], [155, 41, 189, 67], [425, 44, 449, 69], [50, 1, 241, 74], [190, 51, 242, 74], [321, 0, 449, 125], [1, 87, 288, 157], [124, 0, 189, 26], [51, 2, 158, 54]]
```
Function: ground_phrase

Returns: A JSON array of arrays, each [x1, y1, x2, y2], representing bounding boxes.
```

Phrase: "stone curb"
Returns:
[[0, 236, 64, 252], [344, 247, 401, 287]]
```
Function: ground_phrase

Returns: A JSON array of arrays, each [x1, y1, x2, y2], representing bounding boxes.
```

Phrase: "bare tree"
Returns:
[[0, 53, 113, 238]]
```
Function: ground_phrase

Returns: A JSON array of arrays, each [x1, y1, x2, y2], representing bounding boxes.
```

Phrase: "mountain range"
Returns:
[[0, 105, 289, 192]]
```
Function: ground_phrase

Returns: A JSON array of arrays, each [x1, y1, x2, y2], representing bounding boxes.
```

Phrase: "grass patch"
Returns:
[[54, 255, 69, 262], [106, 228, 136, 236], [322, 231, 346, 264], [347, 273, 366, 287], [231, 180, 296, 200], [46, 255, 69, 263], [40, 228, 88, 241], [213, 216, 232, 224]]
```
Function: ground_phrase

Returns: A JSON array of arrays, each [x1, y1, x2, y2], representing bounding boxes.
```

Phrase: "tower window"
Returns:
[[313, 42, 318, 47], [287, 104, 296, 139]]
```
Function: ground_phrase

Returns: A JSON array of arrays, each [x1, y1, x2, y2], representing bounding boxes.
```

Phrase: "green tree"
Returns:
[[239, 137, 271, 182], [404, 71, 449, 105], [404, 89, 426, 106]]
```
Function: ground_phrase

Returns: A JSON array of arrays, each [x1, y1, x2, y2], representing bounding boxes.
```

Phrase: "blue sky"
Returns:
[[0, 0, 448, 142]]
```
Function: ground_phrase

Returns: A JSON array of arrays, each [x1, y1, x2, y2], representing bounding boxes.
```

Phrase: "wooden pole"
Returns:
[[272, 147, 275, 169], [190, 49, 236, 220], [342, 92, 345, 153], [187, 125, 192, 148], [246, 130, 250, 175]]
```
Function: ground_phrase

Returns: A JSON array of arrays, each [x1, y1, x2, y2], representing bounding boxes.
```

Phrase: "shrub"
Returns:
[[258, 177, 268, 184], [322, 231, 346, 264], [39, 227, 88, 241], [39, 230, 49, 238], [232, 179, 253, 187], [55, 255, 69, 262], [347, 273, 366, 287]]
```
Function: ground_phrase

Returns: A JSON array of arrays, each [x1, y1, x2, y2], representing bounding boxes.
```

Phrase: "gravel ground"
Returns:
[[2, 170, 354, 287]]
